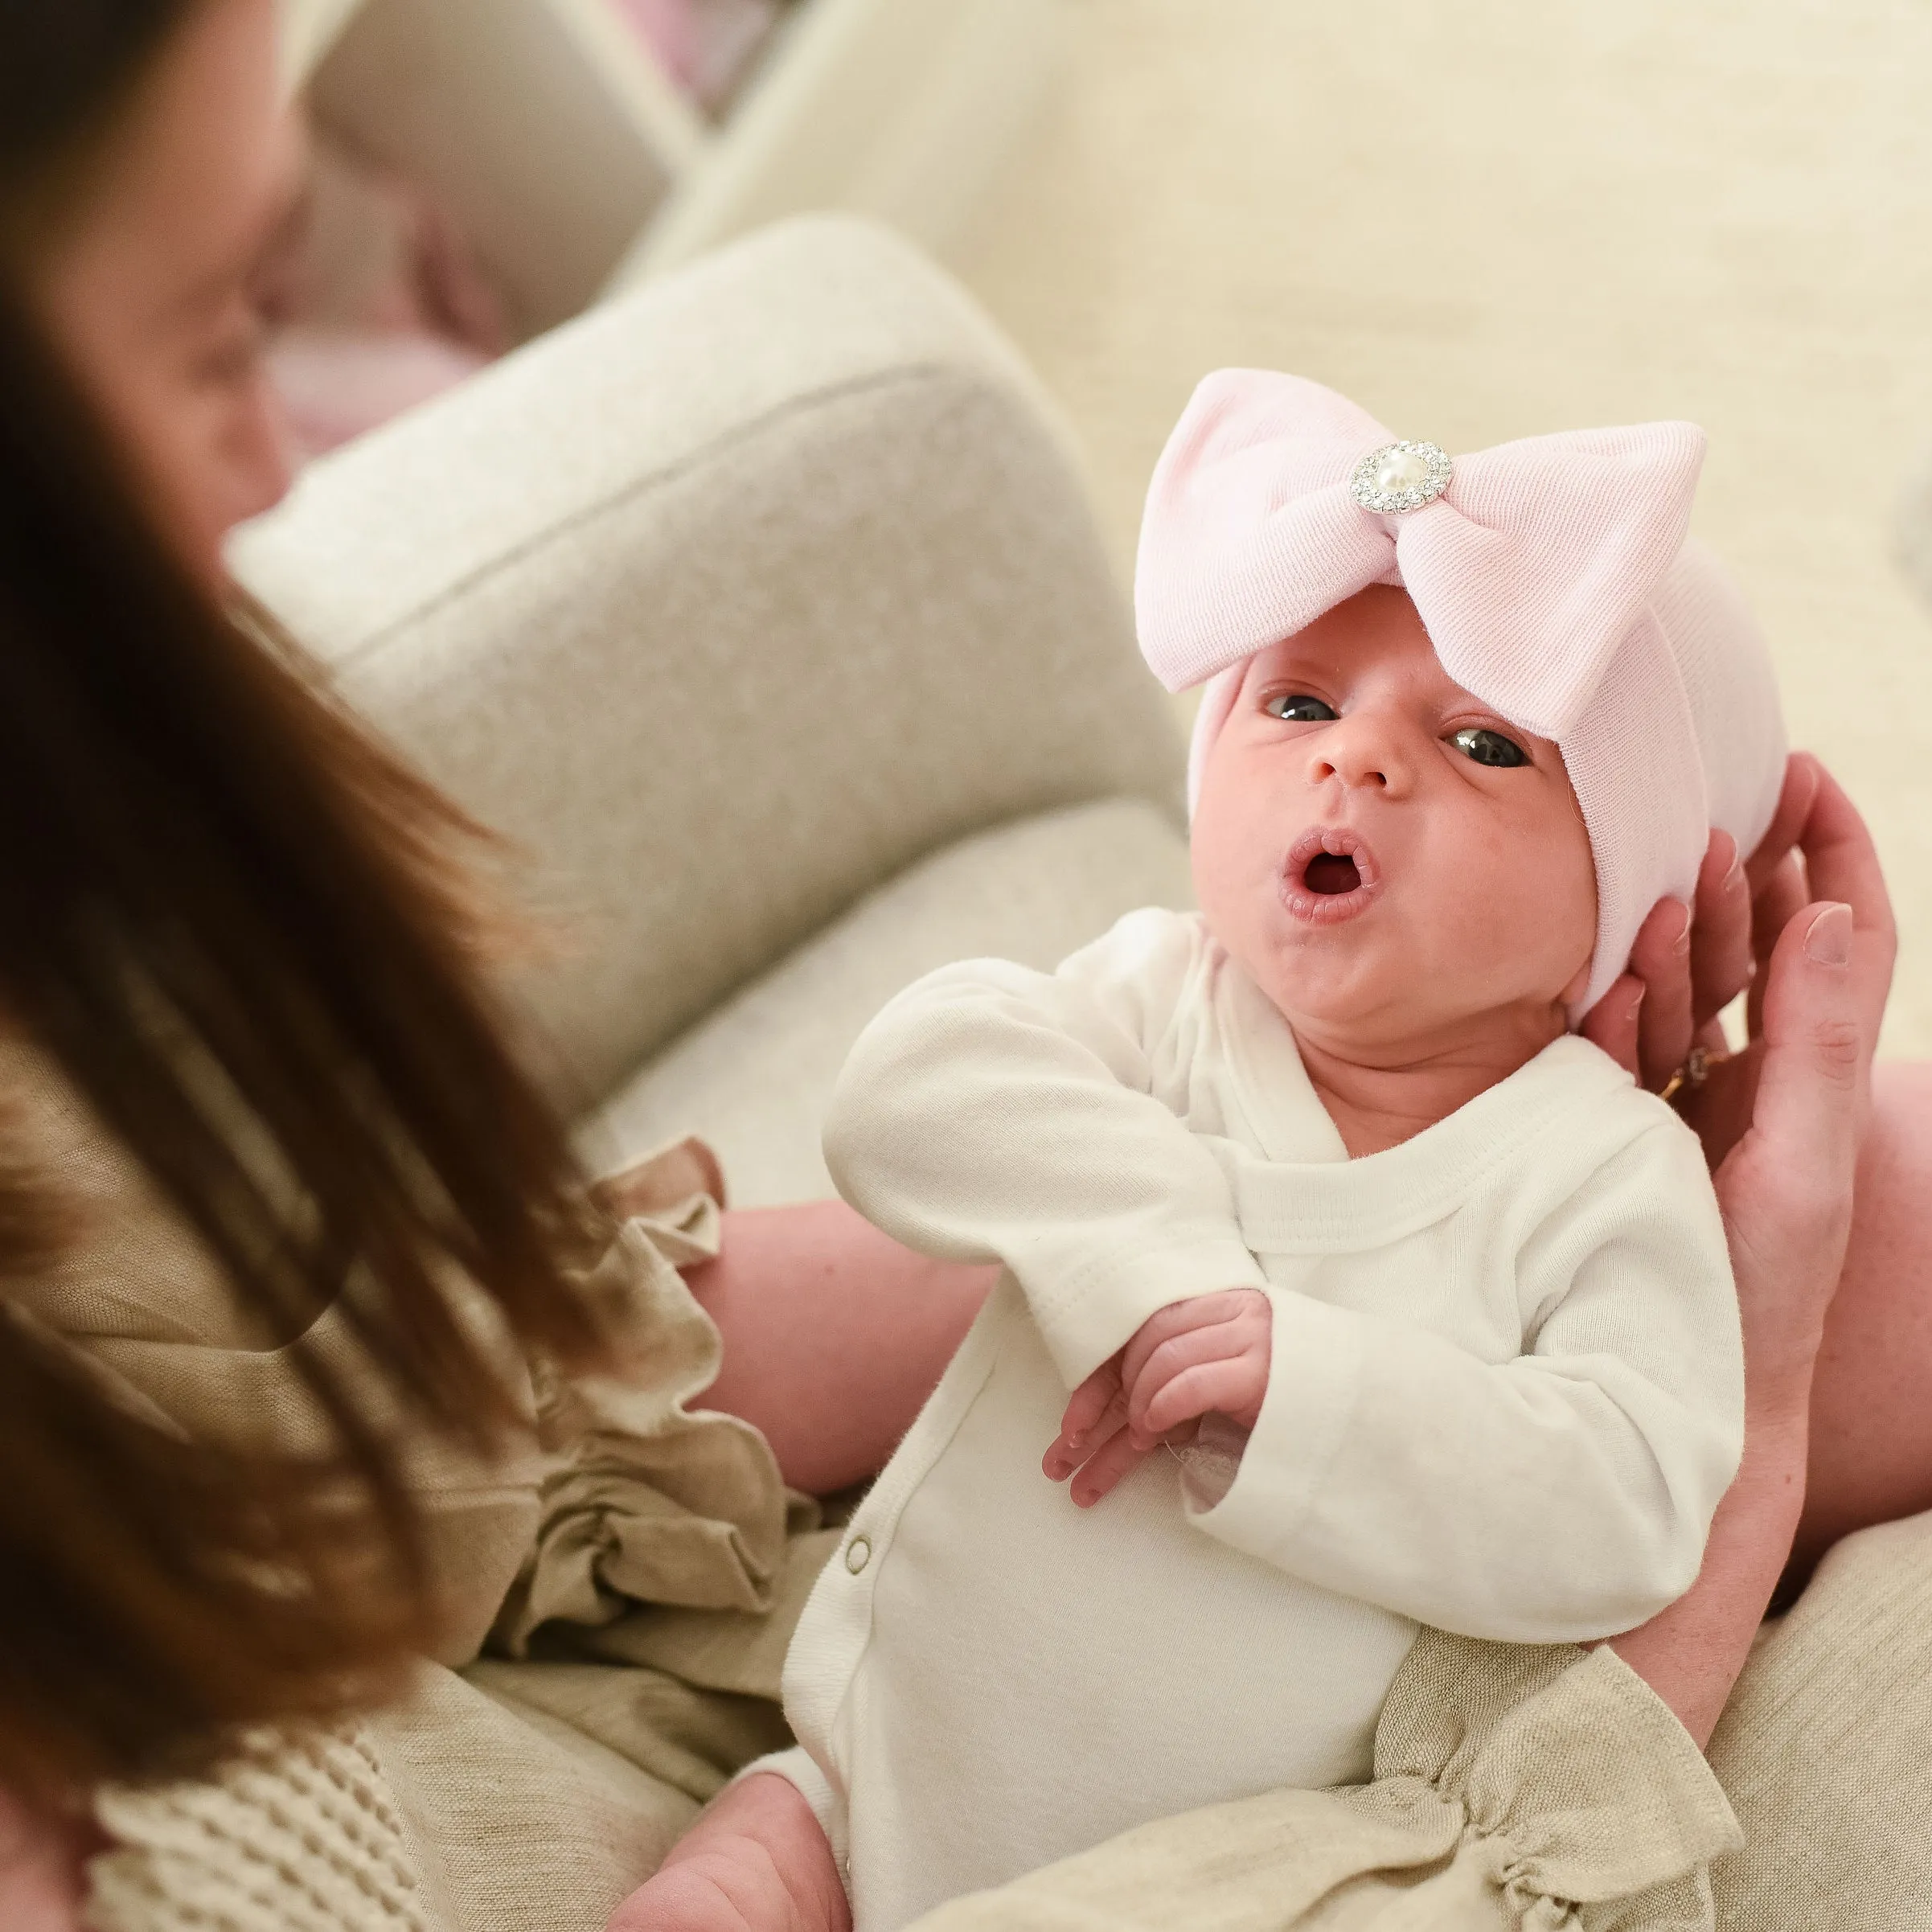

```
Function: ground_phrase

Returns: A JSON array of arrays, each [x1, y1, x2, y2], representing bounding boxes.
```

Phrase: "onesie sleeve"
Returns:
[[824, 909, 1270, 1384], [1194, 1118, 1745, 1643]]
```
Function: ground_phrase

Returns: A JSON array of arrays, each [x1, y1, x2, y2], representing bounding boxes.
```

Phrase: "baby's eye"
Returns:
[[1262, 693, 1338, 723], [1450, 727, 1528, 769]]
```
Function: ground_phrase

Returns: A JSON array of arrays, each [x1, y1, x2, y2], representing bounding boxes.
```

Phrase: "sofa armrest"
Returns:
[[230, 215, 1183, 1109]]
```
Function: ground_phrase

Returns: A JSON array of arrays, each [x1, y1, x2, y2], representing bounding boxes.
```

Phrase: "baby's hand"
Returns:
[[1042, 1354, 1143, 1505], [1042, 1290, 1272, 1507]]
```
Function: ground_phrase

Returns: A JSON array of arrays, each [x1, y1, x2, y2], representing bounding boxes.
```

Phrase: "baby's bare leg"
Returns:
[[1790, 1061, 1932, 1576], [605, 1774, 848, 1932]]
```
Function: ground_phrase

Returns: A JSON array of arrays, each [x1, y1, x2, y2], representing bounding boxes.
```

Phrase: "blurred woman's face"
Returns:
[[27, 0, 301, 586]]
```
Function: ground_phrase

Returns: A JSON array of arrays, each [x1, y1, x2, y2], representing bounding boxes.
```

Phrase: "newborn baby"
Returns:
[[671, 375, 1787, 1932]]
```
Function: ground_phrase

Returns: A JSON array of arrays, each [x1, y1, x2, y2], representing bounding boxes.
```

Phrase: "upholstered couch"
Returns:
[[232, 212, 1191, 1204]]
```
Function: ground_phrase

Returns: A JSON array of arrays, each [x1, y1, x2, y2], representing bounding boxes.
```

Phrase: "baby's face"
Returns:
[[1192, 585, 1598, 1056]]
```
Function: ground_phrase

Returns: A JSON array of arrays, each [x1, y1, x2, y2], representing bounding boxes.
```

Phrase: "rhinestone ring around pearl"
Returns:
[[1349, 440, 1453, 515]]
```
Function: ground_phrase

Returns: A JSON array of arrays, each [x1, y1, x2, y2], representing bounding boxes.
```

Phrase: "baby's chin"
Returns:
[[1224, 926, 1422, 1038], [1223, 925, 1570, 1060]]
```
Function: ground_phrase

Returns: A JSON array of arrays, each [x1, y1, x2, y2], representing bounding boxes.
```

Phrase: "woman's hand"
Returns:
[[1577, 754, 1815, 1109], [1581, 753, 1893, 1165], [1583, 754, 1894, 1399], [1597, 755, 1895, 1745]]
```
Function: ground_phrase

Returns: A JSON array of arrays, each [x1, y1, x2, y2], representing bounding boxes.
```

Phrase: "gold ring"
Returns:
[[1659, 1044, 1721, 1104]]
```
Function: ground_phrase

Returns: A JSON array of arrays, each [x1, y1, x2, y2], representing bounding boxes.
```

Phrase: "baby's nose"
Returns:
[[1309, 715, 1405, 791], [1322, 753, 1388, 788]]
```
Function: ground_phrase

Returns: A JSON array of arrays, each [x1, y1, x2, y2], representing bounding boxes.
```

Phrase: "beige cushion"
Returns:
[[587, 796, 1190, 1197], [585, 798, 1192, 1205], [232, 215, 1183, 1111], [1706, 1509, 1932, 1930]]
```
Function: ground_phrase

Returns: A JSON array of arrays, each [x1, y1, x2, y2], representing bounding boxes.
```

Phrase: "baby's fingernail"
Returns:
[[1804, 903, 1852, 966]]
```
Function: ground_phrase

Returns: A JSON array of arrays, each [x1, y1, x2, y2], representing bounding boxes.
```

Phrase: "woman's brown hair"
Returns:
[[0, 1, 609, 1801]]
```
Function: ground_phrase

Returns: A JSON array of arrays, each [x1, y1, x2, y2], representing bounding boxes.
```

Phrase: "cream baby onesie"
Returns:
[[755, 907, 1745, 1932]]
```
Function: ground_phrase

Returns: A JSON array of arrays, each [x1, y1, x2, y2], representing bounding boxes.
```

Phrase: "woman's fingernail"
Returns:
[[1724, 850, 1745, 896], [1804, 903, 1852, 966], [1672, 902, 1693, 955]]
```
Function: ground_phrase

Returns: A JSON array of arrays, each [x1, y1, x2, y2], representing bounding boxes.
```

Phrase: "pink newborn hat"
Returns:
[[1136, 370, 1789, 1021]]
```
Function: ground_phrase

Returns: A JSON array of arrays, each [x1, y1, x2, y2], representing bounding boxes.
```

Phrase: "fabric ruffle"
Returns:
[[908, 1630, 1741, 1932], [490, 1136, 818, 1655]]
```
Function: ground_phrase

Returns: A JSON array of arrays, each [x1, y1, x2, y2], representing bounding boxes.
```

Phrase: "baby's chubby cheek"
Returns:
[[1187, 787, 1279, 946], [1187, 789, 1339, 1014], [1188, 762, 1598, 1028], [1422, 814, 1598, 1010]]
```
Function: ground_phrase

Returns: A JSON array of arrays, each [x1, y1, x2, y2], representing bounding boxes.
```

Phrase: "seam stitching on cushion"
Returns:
[[330, 361, 979, 674]]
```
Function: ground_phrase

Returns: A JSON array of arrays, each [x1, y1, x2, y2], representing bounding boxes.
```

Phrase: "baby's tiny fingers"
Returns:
[[1045, 1368, 1130, 1481], [1058, 1360, 1125, 1446], [1069, 1429, 1149, 1509], [1044, 1408, 1126, 1481], [1118, 1290, 1263, 1387], [1142, 1356, 1270, 1438], [1125, 1327, 1238, 1436]]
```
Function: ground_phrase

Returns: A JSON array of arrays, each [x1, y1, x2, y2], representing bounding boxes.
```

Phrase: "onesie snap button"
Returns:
[[844, 1536, 872, 1574]]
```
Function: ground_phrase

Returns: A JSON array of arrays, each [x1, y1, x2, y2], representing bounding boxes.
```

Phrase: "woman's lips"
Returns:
[[1281, 827, 1383, 925]]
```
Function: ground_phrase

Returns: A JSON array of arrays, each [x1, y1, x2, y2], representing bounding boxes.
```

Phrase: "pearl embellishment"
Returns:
[[1349, 440, 1453, 515]]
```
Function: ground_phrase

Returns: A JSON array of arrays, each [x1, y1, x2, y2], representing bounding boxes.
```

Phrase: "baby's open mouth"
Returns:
[[1302, 852, 1361, 895], [1282, 827, 1380, 924]]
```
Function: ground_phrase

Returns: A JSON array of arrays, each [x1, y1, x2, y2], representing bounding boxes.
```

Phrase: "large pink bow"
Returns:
[[1135, 371, 1705, 740]]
